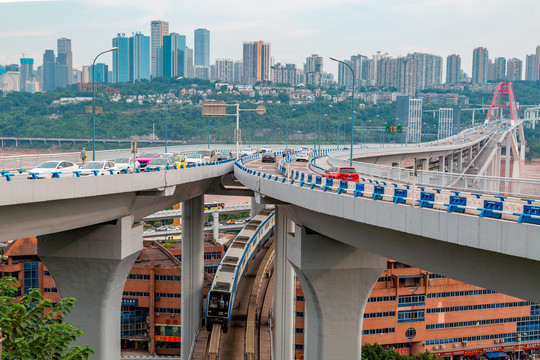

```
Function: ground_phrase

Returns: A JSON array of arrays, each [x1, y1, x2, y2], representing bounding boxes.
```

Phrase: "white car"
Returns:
[[241, 148, 255, 156], [185, 153, 204, 165], [80, 160, 116, 176], [113, 157, 139, 173], [296, 152, 310, 162], [27, 160, 79, 179]]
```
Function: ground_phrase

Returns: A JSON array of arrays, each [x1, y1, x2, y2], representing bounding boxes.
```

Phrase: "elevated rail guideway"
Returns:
[[0, 82, 537, 359]]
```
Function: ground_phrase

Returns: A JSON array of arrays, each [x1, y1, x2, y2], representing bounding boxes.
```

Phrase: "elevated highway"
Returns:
[[0, 105, 537, 358]]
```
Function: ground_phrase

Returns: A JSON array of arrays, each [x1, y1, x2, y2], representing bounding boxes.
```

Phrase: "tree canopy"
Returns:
[[0, 277, 93, 360]]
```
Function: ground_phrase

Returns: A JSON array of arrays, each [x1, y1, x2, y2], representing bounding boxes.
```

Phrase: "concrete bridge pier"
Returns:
[[181, 195, 205, 360], [287, 225, 386, 360], [37, 215, 143, 360], [273, 207, 296, 360]]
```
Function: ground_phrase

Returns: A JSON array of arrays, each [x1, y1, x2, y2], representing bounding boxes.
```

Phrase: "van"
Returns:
[[196, 149, 218, 162]]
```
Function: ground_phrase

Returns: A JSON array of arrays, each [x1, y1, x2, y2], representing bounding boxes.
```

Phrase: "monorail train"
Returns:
[[204, 208, 275, 332]]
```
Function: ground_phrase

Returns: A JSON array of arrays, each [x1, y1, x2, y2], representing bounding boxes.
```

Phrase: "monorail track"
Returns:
[[193, 240, 275, 360]]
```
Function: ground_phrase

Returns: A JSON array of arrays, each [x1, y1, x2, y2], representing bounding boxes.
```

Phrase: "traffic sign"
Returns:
[[256, 105, 266, 115], [202, 100, 227, 117], [234, 129, 242, 142]]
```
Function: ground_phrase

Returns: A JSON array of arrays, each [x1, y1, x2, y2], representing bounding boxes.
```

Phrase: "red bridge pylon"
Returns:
[[484, 82, 519, 126]]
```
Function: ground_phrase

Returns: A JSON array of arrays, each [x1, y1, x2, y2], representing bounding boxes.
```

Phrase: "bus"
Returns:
[[204, 202, 225, 211]]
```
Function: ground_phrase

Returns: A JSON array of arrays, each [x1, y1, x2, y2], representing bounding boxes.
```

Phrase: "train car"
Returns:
[[205, 208, 275, 332]]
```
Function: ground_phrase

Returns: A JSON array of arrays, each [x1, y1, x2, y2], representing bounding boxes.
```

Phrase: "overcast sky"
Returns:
[[0, 0, 538, 78]]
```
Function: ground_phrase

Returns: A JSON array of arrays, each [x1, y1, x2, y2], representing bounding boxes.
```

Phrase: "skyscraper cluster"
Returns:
[[470, 46, 539, 83], [336, 52, 442, 96]]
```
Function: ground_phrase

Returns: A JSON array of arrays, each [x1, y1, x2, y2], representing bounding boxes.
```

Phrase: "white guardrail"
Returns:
[[236, 155, 540, 227]]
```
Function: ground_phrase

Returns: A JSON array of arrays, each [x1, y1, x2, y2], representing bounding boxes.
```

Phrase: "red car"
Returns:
[[323, 166, 359, 181], [136, 152, 160, 167], [262, 153, 276, 163]]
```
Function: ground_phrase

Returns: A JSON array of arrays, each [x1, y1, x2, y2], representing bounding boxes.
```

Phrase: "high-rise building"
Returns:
[[412, 52, 442, 91], [130, 32, 150, 82], [493, 57, 506, 81], [91, 63, 108, 83], [112, 33, 130, 83], [397, 56, 417, 96], [57, 38, 73, 85], [438, 108, 454, 140], [233, 60, 243, 83], [19, 57, 33, 91], [215, 58, 234, 83], [193, 65, 209, 80], [194, 28, 210, 66], [506, 58, 522, 81], [472, 47, 489, 83], [242, 41, 271, 85], [446, 54, 461, 83], [304, 54, 323, 86], [42, 49, 56, 91], [525, 54, 538, 81], [0, 71, 20, 92], [162, 33, 186, 79], [273, 63, 297, 85], [408, 98, 422, 143], [150, 20, 169, 78], [185, 47, 194, 78], [82, 65, 90, 83], [537, 45, 540, 81]]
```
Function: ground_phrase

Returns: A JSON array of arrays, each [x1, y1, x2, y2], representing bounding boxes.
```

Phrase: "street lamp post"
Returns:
[[313, 97, 317, 154], [92, 47, 118, 161], [287, 109, 295, 149], [330, 57, 355, 166], [165, 99, 168, 153]]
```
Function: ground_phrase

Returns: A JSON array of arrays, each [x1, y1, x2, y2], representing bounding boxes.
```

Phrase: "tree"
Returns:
[[0, 277, 94, 360]]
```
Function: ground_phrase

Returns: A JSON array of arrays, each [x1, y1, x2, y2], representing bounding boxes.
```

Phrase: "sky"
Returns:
[[0, 0, 539, 79]]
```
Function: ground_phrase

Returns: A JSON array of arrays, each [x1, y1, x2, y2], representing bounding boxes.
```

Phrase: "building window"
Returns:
[[296, 312, 304, 318], [427, 301, 533, 314], [44, 287, 58, 293], [155, 275, 181, 282], [362, 328, 395, 335], [204, 252, 222, 260], [121, 307, 148, 337], [398, 294, 425, 307], [398, 310, 424, 323], [23, 262, 39, 294], [364, 311, 396, 319], [128, 274, 150, 280], [406, 328, 417, 340], [295, 328, 304, 334], [368, 296, 396, 303]]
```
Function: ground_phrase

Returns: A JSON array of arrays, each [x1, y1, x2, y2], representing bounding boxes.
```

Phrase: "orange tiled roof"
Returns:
[[5, 237, 37, 257]]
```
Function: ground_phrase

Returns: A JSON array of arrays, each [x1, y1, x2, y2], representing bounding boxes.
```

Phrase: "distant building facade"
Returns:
[[472, 47, 489, 83], [446, 54, 461, 83], [162, 33, 185, 79], [151, 20, 169, 78], [243, 41, 271, 85], [194, 28, 210, 67]]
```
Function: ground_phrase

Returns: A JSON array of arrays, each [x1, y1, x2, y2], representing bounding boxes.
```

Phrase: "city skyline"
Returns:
[[0, 0, 538, 78]]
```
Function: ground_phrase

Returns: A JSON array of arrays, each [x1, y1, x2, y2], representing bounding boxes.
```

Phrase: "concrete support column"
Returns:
[[457, 151, 463, 173], [438, 156, 445, 172], [251, 196, 262, 217], [37, 215, 142, 360], [212, 210, 219, 242], [446, 155, 453, 173], [181, 195, 205, 360], [273, 206, 295, 360], [421, 158, 428, 171], [288, 226, 386, 360]]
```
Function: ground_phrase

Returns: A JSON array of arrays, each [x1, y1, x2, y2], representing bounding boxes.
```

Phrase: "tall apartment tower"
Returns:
[[19, 57, 34, 91], [525, 54, 538, 81], [112, 33, 130, 83], [215, 58, 234, 83], [506, 58, 522, 81], [412, 52, 442, 91], [493, 57, 506, 81], [408, 99, 422, 143], [304, 54, 323, 86], [151, 20, 169, 78], [472, 47, 489, 83], [397, 56, 417, 96], [57, 38, 72, 85], [194, 28, 210, 66], [185, 47, 194, 78], [42, 50, 56, 91], [242, 41, 271, 85], [446, 54, 461, 83], [130, 32, 150, 82], [438, 108, 454, 140], [162, 33, 186, 79]]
